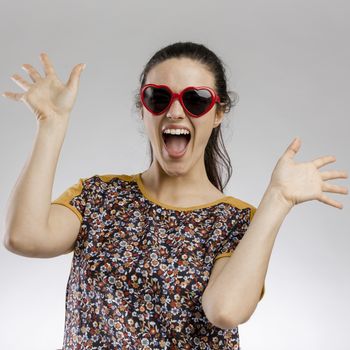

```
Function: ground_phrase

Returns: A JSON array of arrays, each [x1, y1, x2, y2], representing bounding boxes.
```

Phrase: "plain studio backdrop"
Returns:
[[0, 0, 349, 349]]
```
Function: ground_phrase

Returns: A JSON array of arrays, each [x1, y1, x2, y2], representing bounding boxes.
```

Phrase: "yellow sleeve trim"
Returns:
[[51, 202, 83, 223], [214, 252, 233, 261], [51, 174, 134, 223], [51, 177, 86, 223]]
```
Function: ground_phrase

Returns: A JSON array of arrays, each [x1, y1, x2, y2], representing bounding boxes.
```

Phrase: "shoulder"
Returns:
[[223, 196, 257, 221], [79, 174, 141, 198]]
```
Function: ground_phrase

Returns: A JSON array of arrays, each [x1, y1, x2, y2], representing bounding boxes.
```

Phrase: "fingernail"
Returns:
[[81, 63, 86, 70]]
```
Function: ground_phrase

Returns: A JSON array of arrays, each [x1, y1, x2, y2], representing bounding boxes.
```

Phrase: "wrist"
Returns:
[[36, 118, 69, 144], [262, 184, 294, 214], [37, 115, 69, 132]]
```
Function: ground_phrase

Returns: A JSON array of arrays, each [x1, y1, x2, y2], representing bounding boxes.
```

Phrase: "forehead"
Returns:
[[145, 57, 215, 91]]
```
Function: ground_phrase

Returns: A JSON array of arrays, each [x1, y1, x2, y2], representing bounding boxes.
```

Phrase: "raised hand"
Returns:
[[269, 137, 349, 209], [2, 52, 85, 123]]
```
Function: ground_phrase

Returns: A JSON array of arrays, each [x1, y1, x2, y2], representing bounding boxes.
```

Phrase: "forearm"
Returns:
[[4, 119, 68, 250], [205, 186, 293, 327]]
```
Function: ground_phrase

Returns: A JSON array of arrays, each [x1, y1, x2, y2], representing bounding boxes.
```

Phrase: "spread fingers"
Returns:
[[2, 91, 25, 101], [22, 64, 42, 82], [39, 52, 56, 77], [10, 74, 31, 91]]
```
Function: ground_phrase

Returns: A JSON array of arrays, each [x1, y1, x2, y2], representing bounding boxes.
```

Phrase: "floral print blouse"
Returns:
[[51, 173, 265, 349]]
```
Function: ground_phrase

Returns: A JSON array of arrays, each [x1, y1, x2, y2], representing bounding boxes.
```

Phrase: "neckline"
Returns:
[[133, 172, 234, 212]]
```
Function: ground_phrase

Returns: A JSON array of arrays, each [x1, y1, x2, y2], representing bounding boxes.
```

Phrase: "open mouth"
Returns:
[[161, 131, 191, 157]]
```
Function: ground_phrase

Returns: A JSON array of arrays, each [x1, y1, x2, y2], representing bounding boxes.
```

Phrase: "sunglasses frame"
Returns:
[[140, 83, 221, 118]]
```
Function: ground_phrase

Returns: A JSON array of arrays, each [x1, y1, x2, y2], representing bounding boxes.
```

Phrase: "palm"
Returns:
[[23, 76, 77, 120], [270, 138, 348, 209], [3, 52, 85, 122]]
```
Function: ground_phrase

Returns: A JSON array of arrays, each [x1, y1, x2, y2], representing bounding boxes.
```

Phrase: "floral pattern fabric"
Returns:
[[51, 173, 264, 349]]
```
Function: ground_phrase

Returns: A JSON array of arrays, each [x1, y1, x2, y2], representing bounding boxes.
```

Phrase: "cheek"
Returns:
[[193, 119, 215, 146], [143, 115, 160, 141]]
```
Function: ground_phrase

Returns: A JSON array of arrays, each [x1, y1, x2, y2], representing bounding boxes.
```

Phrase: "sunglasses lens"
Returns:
[[183, 89, 213, 116], [143, 86, 171, 114]]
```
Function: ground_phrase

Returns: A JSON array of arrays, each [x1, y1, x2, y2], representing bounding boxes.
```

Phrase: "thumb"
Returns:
[[66, 63, 85, 92], [284, 137, 301, 159]]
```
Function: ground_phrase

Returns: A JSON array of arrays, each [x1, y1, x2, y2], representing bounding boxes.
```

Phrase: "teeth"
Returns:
[[163, 128, 190, 135]]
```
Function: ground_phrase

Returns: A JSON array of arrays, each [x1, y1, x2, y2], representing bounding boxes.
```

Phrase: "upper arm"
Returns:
[[203, 204, 264, 302], [202, 255, 265, 327], [43, 176, 87, 257], [5, 204, 81, 258], [205, 254, 265, 302], [29, 204, 81, 258], [201, 256, 233, 327], [31, 177, 86, 258], [44, 203, 81, 257]]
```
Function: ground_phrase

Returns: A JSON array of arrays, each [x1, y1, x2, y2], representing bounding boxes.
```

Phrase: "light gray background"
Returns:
[[1, 0, 349, 349]]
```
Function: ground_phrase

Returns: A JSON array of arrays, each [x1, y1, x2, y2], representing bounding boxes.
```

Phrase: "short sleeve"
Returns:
[[213, 205, 265, 301], [51, 177, 88, 223]]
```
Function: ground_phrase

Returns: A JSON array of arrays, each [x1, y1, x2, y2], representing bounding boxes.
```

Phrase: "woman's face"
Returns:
[[141, 57, 224, 177]]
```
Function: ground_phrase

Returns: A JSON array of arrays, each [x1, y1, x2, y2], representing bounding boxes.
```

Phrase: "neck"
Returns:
[[140, 156, 224, 206]]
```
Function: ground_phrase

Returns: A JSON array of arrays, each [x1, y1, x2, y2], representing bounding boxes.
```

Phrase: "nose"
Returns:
[[166, 97, 185, 119]]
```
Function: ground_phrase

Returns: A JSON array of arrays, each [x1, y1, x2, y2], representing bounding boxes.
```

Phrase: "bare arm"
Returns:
[[2, 52, 85, 256], [4, 122, 67, 255], [202, 137, 349, 329], [202, 186, 291, 328]]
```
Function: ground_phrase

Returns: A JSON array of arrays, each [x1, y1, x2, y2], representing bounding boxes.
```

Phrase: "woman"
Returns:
[[3, 42, 348, 349]]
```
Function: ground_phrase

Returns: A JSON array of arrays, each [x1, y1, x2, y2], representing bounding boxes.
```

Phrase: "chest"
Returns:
[[76, 209, 228, 305]]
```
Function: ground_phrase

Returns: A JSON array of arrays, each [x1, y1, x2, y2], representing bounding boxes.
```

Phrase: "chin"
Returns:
[[160, 162, 190, 177]]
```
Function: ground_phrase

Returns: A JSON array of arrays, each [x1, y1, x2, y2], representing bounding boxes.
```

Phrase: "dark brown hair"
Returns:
[[134, 41, 238, 192]]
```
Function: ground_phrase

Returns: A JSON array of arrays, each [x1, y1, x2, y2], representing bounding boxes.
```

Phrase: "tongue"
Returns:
[[164, 135, 189, 154]]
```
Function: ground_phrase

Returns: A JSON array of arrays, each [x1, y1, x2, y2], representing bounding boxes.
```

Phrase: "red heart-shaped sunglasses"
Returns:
[[140, 84, 221, 118]]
